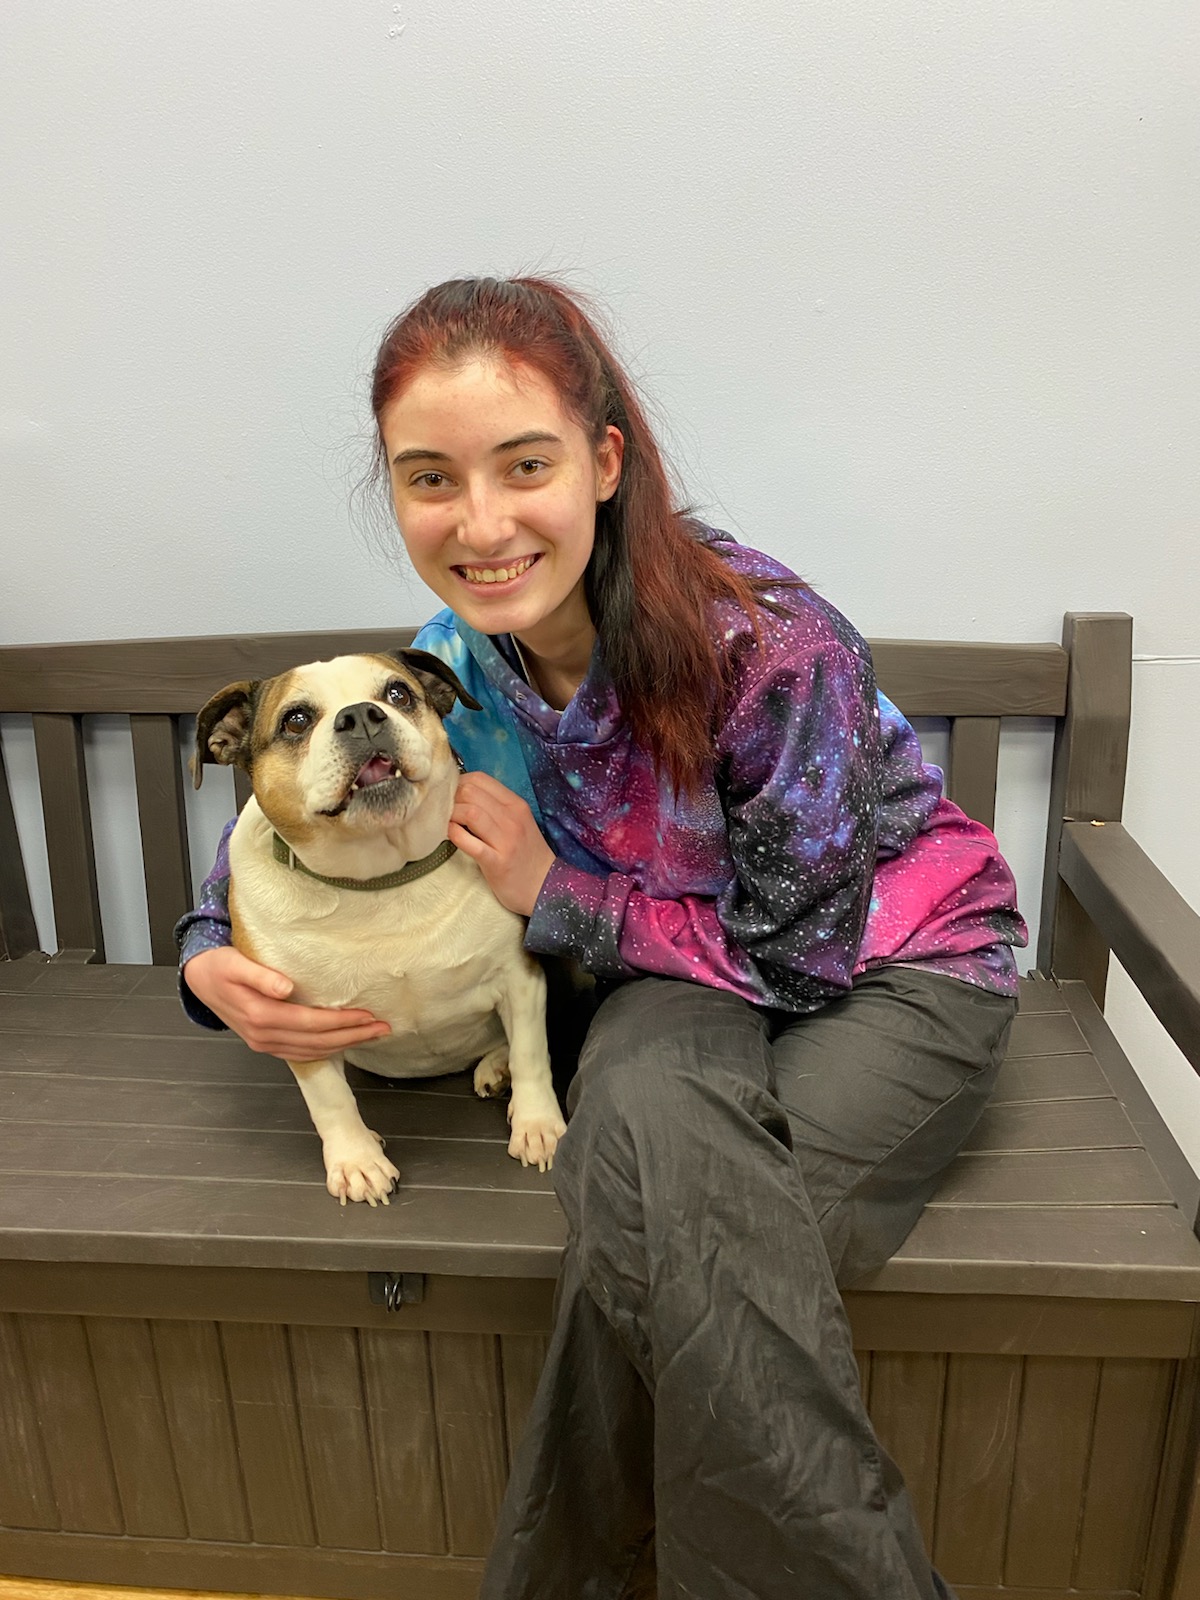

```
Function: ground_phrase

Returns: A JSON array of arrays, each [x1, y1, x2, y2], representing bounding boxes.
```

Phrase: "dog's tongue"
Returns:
[[356, 754, 396, 788]]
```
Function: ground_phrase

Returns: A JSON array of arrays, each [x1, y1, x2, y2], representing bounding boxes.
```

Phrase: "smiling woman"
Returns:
[[379, 357, 622, 707], [177, 274, 1028, 1600], [367, 276, 791, 786]]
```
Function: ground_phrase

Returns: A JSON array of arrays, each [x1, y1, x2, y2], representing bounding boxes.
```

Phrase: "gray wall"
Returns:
[[3, 0, 1198, 1161]]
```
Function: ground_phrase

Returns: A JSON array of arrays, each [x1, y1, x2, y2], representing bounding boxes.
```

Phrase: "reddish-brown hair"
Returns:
[[369, 276, 792, 792]]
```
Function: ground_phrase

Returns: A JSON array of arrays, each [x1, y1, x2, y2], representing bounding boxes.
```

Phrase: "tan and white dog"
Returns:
[[192, 649, 565, 1204]]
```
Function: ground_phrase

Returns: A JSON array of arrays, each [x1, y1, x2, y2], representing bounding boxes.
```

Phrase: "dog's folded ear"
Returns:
[[191, 680, 258, 789], [394, 649, 483, 718]]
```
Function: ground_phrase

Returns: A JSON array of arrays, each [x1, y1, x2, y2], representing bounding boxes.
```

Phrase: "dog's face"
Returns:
[[193, 649, 480, 847]]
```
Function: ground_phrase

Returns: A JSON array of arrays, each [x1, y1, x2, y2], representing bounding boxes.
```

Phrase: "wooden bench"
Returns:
[[2, 613, 1200, 1600]]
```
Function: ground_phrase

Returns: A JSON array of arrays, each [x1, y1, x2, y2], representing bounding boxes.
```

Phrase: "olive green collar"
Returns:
[[272, 832, 456, 891]]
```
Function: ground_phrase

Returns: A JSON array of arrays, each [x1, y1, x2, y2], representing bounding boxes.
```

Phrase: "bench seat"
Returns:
[[0, 965, 1197, 1297]]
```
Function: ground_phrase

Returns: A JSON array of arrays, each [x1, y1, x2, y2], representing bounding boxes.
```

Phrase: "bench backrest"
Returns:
[[0, 615, 1132, 998]]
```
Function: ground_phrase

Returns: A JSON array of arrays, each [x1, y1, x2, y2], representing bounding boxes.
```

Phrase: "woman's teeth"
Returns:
[[460, 555, 537, 585]]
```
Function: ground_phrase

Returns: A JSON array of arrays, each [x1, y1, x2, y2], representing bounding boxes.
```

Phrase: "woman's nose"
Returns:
[[457, 480, 514, 557]]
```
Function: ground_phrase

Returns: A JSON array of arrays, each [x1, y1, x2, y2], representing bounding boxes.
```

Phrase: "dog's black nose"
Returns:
[[334, 701, 389, 736]]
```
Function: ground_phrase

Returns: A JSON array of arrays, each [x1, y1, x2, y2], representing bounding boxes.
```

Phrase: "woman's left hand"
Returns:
[[449, 772, 556, 918]]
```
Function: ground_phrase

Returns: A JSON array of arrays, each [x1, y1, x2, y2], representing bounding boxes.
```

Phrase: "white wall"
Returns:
[[3, 1, 1198, 1156]]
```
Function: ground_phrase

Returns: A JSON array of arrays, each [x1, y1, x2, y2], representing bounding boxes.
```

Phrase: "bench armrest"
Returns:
[[1059, 820, 1200, 1073]]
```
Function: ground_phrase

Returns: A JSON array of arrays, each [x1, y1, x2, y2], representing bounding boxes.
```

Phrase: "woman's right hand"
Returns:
[[184, 946, 391, 1062]]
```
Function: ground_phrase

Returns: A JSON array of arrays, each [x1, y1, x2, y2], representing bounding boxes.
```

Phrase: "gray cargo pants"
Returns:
[[481, 964, 1016, 1600]]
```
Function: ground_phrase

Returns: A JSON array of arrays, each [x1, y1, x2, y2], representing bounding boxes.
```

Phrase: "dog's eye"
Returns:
[[280, 707, 313, 737], [384, 680, 414, 710]]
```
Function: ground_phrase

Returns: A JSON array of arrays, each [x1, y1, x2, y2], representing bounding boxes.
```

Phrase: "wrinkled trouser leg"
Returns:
[[480, 969, 1015, 1600]]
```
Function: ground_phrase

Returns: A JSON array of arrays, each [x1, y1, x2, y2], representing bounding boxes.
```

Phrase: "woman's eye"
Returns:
[[385, 680, 413, 709], [412, 471, 446, 489], [280, 708, 313, 737], [513, 458, 545, 478]]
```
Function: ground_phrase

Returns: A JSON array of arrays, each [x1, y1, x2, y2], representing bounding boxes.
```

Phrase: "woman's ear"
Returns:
[[596, 425, 624, 503]]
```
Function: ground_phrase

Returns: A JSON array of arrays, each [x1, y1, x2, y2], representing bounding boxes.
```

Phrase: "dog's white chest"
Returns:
[[230, 810, 525, 1076]]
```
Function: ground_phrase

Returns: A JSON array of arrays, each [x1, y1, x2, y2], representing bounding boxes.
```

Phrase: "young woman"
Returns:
[[179, 276, 1026, 1600]]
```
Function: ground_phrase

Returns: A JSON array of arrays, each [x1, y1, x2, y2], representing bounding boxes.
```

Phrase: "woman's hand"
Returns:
[[184, 946, 391, 1062], [449, 772, 556, 917]]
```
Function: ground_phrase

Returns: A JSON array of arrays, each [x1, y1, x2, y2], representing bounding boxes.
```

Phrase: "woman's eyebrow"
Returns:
[[392, 431, 563, 468], [493, 431, 563, 453], [392, 446, 450, 466]]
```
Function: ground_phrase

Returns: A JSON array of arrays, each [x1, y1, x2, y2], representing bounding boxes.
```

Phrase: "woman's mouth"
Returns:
[[453, 553, 542, 588]]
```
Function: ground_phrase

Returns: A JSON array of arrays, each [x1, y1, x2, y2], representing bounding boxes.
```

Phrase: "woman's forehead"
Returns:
[[381, 356, 572, 441]]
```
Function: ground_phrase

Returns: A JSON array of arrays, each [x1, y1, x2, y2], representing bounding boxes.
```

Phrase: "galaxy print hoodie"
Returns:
[[176, 536, 1026, 1022]]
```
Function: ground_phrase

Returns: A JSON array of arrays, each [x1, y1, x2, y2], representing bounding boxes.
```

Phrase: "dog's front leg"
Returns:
[[497, 958, 565, 1172], [288, 1056, 400, 1205]]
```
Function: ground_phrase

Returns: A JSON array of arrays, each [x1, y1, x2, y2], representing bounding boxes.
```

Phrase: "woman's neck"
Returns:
[[513, 635, 589, 710], [512, 596, 596, 710]]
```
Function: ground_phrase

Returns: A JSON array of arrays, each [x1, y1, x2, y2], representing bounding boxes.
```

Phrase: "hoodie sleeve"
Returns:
[[174, 817, 236, 1029], [524, 641, 882, 1011]]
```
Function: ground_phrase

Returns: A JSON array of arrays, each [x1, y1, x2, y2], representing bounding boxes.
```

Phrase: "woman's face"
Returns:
[[380, 356, 623, 659]]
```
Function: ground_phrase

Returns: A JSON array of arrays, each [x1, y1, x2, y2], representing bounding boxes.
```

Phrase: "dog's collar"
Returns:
[[272, 831, 457, 891]]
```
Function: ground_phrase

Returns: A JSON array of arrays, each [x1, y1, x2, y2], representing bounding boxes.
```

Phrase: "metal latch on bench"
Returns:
[[367, 1271, 426, 1310]]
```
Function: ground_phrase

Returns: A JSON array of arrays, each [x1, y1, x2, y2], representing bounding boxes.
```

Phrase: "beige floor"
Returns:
[[1, 1581, 294, 1600]]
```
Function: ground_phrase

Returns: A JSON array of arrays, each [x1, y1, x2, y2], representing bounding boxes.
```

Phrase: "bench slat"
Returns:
[[86, 1317, 188, 1538], [151, 1320, 252, 1542], [1003, 1354, 1101, 1589], [946, 716, 1000, 830], [1037, 612, 1133, 1003], [878, 1202, 1200, 1298], [931, 1352, 1022, 1582], [30, 713, 103, 960], [220, 1322, 315, 1545], [934, 1146, 1172, 1206], [0, 1170, 567, 1275], [18, 1314, 123, 1532], [130, 714, 192, 964], [0, 1125, 547, 1193], [1074, 1356, 1176, 1591], [0, 1314, 57, 1528], [359, 1327, 449, 1552], [0, 1069, 509, 1140], [430, 1333, 509, 1556], [290, 1325, 384, 1550], [1005, 1008, 1091, 1058], [0, 740, 41, 960], [991, 1053, 1112, 1104], [965, 1098, 1139, 1153], [233, 768, 253, 813], [1, 630, 1069, 717]]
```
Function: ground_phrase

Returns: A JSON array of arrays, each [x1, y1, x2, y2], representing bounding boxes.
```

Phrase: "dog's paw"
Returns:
[[324, 1134, 400, 1206], [473, 1048, 511, 1099], [507, 1100, 567, 1173]]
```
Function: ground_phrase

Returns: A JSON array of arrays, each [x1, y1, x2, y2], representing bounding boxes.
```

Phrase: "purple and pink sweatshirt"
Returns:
[[176, 535, 1026, 1022]]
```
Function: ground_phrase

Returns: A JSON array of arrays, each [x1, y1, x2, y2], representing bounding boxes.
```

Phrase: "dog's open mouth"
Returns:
[[353, 754, 399, 791], [320, 754, 404, 816]]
